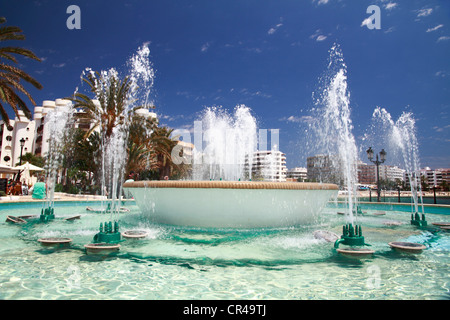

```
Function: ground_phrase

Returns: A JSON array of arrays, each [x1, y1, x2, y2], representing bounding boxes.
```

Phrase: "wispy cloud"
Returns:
[[245, 47, 262, 54], [53, 63, 66, 68], [310, 29, 328, 42], [426, 24, 444, 32], [239, 88, 272, 99], [361, 17, 372, 28], [267, 17, 284, 36], [280, 115, 314, 123], [268, 23, 283, 35], [437, 36, 450, 42], [416, 8, 433, 17], [384, 2, 398, 10], [201, 42, 210, 52], [384, 26, 396, 34], [313, 0, 329, 5]]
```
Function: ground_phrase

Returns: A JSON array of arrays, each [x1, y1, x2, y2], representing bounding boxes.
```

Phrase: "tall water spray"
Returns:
[[41, 101, 74, 221], [192, 105, 258, 181], [310, 44, 359, 225], [77, 43, 155, 229], [370, 107, 424, 215]]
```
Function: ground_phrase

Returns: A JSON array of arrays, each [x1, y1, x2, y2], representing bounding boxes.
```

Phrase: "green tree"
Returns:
[[70, 70, 134, 139], [16, 152, 44, 168], [126, 112, 158, 178], [0, 17, 42, 123], [151, 126, 178, 180]]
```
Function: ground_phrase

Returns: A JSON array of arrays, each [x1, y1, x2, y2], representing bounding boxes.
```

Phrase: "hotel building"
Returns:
[[0, 110, 36, 167], [287, 167, 307, 182], [248, 150, 287, 182], [1, 98, 158, 164]]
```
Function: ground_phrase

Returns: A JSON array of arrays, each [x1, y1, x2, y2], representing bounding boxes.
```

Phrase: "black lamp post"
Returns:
[[366, 147, 386, 202], [19, 138, 25, 165], [17, 138, 25, 181]]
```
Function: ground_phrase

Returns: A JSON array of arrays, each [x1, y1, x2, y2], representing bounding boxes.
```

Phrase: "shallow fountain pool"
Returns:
[[0, 201, 448, 300]]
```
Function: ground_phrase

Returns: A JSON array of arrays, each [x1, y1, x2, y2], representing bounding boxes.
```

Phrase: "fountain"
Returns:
[[192, 105, 258, 181], [125, 102, 338, 228], [125, 180, 337, 228], [370, 107, 427, 227], [71, 44, 155, 246], [305, 44, 371, 252], [40, 100, 74, 222]]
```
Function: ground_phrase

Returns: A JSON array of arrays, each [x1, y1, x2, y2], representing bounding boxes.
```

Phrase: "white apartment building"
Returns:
[[33, 99, 74, 156], [249, 150, 287, 182], [287, 167, 307, 182], [419, 167, 450, 187], [358, 162, 405, 185], [2, 98, 158, 164], [0, 110, 36, 167]]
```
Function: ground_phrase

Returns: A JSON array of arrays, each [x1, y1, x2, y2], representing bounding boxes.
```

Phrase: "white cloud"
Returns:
[[426, 24, 444, 32], [245, 47, 262, 54], [201, 42, 210, 52], [385, 3, 397, 10], [239, 88, 272, 99], [310, 29, 328, 41], [268, 23, 283, 35], [417, 8, 433, 17], [437, 36, 450, 42], [52, 63, 66, 68], [280, 115, 314, 123], [384, 26, 396, 34], [361, 17, 372, 28], [313, 0, 329, 5]]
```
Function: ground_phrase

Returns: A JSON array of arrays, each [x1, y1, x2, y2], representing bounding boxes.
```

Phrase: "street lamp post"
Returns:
[[19, 137, 25, 166], [17, 138, 26, 181], [366, 147, 386, 202]]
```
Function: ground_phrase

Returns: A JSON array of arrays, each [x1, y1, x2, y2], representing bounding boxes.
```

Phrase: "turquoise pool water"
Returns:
[[0, 200, 449, 300]]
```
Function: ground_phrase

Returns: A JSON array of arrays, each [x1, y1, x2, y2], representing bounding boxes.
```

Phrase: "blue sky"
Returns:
[[2, 0, 449, 169]]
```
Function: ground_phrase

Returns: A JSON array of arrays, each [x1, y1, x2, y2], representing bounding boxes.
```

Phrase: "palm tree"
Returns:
[[0, 17, 42, 123], [126, 113, 158, 178], [70, 70, 133, 139], [150, 126, 178, 179]]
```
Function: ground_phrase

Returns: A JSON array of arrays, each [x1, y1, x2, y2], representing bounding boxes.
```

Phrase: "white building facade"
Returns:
[[287, 167, 307, 182], [249, 150, 287, 182], [0, 110, 36, 167]]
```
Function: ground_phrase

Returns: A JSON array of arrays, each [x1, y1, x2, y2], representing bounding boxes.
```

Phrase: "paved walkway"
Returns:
[[0, 192, 108, 203]]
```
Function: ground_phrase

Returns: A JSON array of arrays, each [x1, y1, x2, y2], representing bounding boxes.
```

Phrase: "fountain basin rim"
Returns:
[[123, 180, 338, 190], [84, 243, 121, 250], [336, 248, 375, 256], [432, 222, 450, 227], [388, 242, 426, 251], [38, 237, 72, 244], [122, 230, 148, 239]]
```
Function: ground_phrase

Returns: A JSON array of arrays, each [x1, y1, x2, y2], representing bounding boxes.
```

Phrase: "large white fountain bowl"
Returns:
[[123, 181, 338, 229]]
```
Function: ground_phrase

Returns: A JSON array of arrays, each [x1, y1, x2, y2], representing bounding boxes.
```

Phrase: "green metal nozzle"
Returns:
[[40, 207, 55, 222], [334, 224, 371, 248], [411, 212, 427, 228], [93, 220, 123, 244]]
